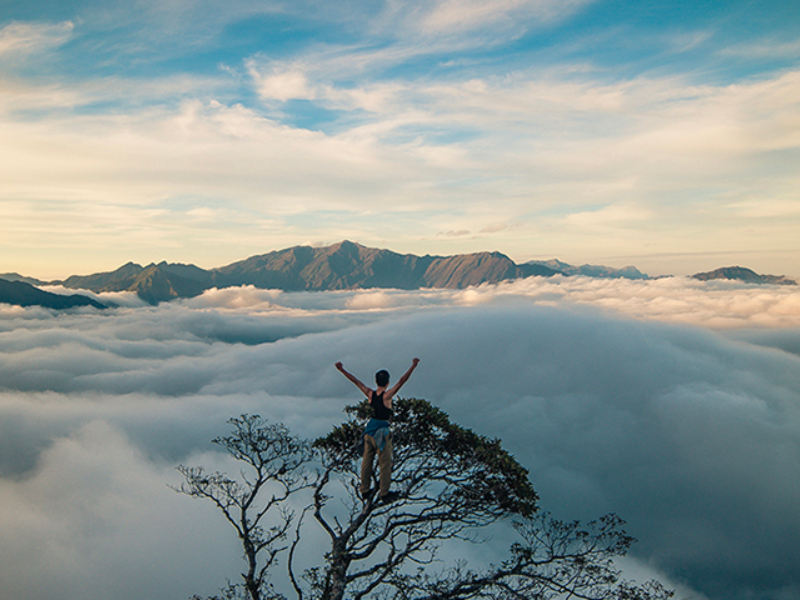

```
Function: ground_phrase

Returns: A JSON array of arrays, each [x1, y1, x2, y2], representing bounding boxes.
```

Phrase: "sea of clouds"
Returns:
[[1, 275, 799, 600]]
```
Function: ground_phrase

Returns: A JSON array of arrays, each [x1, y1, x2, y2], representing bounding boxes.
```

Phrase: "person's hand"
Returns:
[[335, 361, 344, 371], [412, 358, 420, 367]]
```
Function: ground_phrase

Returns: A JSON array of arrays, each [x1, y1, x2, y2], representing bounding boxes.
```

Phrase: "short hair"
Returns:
[[375, 369, 390, 387]]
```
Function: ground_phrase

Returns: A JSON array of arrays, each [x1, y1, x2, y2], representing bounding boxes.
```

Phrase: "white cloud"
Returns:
[[248, 64, 316, 102], [0, 21, 74, 58], [182, 276, 800, 329], [0, 417, 243, 600], [729, 198, 800, 219], [1, 291, 799, 599]]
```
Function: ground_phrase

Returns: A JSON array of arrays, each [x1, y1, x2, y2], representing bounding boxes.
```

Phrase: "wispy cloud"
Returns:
[[719, 35, 800, 60], [380, 0, 594, 39], [0, 21, 73, 58]]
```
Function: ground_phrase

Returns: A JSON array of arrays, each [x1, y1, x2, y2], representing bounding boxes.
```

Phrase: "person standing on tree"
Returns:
[[335, 358, 420, 504]]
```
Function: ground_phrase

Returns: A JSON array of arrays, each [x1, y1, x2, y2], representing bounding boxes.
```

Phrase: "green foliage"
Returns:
[[314, 397, 537, 518]]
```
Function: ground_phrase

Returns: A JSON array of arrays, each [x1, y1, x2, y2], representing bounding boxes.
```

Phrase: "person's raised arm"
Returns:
[[385, 357, 420, 401], [335, 361, 371, 398]]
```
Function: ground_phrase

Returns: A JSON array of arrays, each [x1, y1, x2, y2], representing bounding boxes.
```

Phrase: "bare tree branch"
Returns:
[[175, 415, 314, 600]]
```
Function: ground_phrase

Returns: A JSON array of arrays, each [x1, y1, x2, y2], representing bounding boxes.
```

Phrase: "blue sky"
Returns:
[[1, 0, 799, 278]]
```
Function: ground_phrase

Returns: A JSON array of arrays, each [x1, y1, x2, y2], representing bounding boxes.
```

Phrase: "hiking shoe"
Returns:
[[379, 491, 401, 504], [360, 488, 376, 501]]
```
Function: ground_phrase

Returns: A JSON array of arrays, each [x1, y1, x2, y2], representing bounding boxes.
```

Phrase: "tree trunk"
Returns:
[[243, 534, 261, 600], [323, 540, 348, 600]]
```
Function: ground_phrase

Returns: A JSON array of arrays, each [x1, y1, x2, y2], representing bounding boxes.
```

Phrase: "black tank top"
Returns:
[[371, 390, 392, 421]]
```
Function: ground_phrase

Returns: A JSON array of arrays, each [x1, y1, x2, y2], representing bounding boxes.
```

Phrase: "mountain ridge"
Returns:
[[0, 279, 107, 310], [52, 241, 562, 304], [691, 266, 797, 286], [4, 243, 796, 307], [525, 259, 649, 280], [0, 272, 49, 286]]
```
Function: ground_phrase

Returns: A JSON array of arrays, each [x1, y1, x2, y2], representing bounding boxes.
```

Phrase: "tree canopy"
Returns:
[[178, 398, 673, 600]]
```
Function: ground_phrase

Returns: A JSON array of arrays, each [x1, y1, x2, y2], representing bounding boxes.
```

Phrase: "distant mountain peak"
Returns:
[[526, 259, 649, 280], [330, 239, 362, 250], [691, 266, 796, 285]]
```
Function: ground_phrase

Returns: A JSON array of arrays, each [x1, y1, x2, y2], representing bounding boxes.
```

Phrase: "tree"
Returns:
[[177, 400, 673, 600], [176, 416, 314, 600]]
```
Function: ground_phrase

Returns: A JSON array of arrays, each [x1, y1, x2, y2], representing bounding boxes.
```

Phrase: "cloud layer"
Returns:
[[1, 281, 799, 600]]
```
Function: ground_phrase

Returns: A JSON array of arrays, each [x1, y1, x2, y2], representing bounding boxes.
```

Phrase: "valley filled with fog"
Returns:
[[1, 276, 799, 600]]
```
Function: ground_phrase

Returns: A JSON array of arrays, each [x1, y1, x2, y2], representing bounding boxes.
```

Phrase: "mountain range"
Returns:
[[49, 241, 562, 304], [1, 241, 796, 308]]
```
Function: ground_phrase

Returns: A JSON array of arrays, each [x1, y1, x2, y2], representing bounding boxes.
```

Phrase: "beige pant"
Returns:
[[361, 432, 393, 497]]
